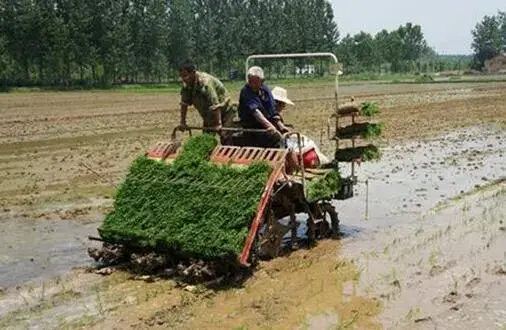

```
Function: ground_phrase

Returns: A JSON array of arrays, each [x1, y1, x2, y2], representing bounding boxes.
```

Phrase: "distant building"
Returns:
[[296, 64, 316, 75], [484, 53, 506, 73]]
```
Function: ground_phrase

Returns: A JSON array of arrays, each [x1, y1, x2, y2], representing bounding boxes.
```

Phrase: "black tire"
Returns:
[[247, 234, 260, 268], [247, 221, 270, 266], [321, 202, 339, 238]]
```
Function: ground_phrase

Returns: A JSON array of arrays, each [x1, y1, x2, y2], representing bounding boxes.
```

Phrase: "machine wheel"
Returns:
[[321, 202, 339, 239], [248, 235, 260, 267], [256, 209, 290, 260]]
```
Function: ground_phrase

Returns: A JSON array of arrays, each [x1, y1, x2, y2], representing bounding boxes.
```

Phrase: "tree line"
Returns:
[[471, 10, 506, 69], [0, 0, 339, 86], [0, 0, 483, 88]]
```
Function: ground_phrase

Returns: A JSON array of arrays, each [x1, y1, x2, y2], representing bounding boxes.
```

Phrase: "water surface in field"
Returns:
[[288, 124, 506, 249], [0, 216, 99, 289], [337, 124, 506, 231]]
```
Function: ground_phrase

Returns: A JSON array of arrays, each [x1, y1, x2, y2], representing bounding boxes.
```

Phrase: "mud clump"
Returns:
[[88, 243, 247, 285], [492, 265, 506, 275], [88, 243, 128, 265], [429, 264, 447, 277], [443, 291, 460, 304]]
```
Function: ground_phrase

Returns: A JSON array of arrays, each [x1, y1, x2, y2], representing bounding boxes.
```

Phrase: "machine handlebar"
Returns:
[[171, 126, 270, 140], [171, 125, 302, 147]]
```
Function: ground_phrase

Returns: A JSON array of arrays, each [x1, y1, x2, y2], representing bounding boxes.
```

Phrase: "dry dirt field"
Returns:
[[0, 80, 505, 329], [0, 81, 505, 217]]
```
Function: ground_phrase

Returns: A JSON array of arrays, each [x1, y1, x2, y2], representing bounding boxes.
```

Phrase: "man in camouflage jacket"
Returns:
[[177, 61, 237, 144]]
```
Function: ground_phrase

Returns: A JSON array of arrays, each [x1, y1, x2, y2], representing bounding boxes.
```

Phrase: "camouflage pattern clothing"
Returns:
[[180, 71, 236, 128]]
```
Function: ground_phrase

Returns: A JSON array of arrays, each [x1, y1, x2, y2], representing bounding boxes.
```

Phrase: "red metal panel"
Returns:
[[210, 146, 241, 164], [210, 146, 286, 168], [239, 164, 284, 265], [209, 146, 289, 265], [146, 141, 180, 159]]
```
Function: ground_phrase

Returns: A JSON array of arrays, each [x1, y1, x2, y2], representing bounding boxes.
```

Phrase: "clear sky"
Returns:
[[331, 0, 504, 55]]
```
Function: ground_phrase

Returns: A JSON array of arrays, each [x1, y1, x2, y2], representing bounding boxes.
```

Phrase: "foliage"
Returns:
[[0, 0, 453, 87], [335, 145, 381, 162], [435, 55, 472, 72], [360, 102, 379, 117], [338, 23, 433, 74], [0, 0, 339, 86], [306, 169, 340, 203], [98, 134, 272, 259], [471, 11, 506, 69], [415, 74, 435, 83], [365, 123, 384, 139]]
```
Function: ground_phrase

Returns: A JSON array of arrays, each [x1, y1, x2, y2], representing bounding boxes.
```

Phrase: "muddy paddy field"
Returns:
[[0, 81, 505, 329]]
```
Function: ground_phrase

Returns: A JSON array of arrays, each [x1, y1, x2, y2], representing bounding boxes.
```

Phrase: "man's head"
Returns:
[[247, 66, 264, 91], [179, 60, 197, 85], [272, 86, 294, 113]]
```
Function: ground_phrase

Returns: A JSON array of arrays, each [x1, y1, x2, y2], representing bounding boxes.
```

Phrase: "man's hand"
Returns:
[[213, 124, 222, 132], [266, 125, 282, 140], [278, 122, 290, 134], [266, 125, 277, 133], [252, 109, 282, 139]]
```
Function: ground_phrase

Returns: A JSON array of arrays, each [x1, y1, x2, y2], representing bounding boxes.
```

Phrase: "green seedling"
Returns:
[[306, 169, 340, 203], [335, 145, 381, 162], [98, 134, 272, 259], [360, 102, 380, 117]]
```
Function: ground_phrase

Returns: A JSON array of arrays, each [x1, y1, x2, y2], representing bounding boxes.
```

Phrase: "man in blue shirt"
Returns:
[[238, 66, 288, 148]]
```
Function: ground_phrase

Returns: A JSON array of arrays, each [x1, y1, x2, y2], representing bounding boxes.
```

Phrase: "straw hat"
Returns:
[[272, 86, 294, 105]]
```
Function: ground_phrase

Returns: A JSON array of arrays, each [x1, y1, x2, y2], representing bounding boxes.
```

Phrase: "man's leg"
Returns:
[[202, 115, 218, 137]]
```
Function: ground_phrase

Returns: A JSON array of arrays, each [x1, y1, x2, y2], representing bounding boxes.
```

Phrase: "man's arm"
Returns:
[[242, 88, 280, 136], [263, 87, 285, 133], [209, 97, 231, 129], [253, 109, 278, 131], [178, 88, 192, 130], [272, 116, 289, 133], [204, 84, 224, 129], [271, 109, 289, 132], [180, 102, 189, 126], [245, 96, 276, 130]]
